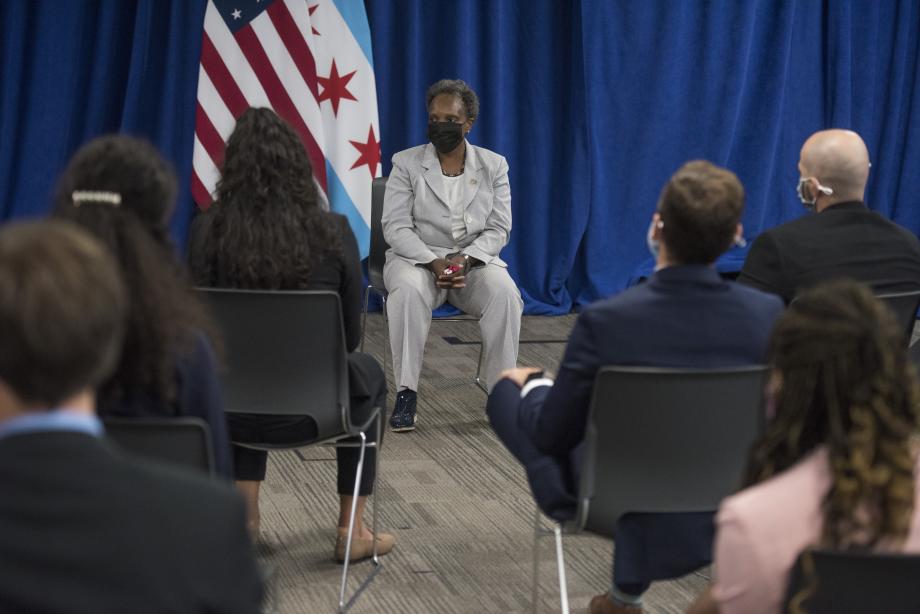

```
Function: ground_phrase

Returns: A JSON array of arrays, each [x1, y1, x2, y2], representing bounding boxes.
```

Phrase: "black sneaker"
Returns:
[[389, 389, 417, 432]]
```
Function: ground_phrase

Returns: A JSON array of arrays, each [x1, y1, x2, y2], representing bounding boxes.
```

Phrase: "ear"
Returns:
[[803, 177, 818, 198], [651, 212, 663, 240], [735, 223, 744, 240], [465, 117, 475, 133]]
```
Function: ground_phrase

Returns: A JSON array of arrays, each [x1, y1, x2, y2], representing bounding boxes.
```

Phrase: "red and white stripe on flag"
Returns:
[[192, 0, 381, 250]]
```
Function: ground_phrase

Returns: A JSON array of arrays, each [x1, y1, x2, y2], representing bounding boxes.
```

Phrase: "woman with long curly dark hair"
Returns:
[[189, 107, 393, 562], [52, 135, 233, 478], [689, 280, 920, 614]]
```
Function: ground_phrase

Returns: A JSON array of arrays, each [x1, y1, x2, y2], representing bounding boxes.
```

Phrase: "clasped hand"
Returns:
[[428, 255, 468, 289]]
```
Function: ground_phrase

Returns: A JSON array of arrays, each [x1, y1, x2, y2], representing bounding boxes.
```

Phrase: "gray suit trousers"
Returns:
[[384, 258, 523, 393]]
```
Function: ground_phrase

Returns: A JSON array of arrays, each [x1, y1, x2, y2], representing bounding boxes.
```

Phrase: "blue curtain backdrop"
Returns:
[[0, 0, 207, 241], [2, 1, 920, 314], [367, 0, 920, 312]]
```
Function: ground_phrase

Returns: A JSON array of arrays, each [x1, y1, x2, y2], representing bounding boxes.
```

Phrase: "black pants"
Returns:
[[229, 352, 386, 496]]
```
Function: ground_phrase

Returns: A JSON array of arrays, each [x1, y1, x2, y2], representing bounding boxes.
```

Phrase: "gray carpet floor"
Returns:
[[256, 314, 709, 613]]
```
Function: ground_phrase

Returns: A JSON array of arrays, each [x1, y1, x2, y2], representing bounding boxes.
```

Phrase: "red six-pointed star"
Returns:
[[350, 126, 381, 178], [317, 60, 358, 116]]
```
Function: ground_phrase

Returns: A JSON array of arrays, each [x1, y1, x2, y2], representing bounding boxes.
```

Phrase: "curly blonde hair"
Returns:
[[744, 280, 920, 548]]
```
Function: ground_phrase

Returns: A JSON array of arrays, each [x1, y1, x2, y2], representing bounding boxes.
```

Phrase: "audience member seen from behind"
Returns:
[[52, 135, 233, 478], [0, 221, 261, 614], [188, 107, 393, 563], [688, 280, 920, 614], [487, 161, 785, 614], [738, 129, 920, 303]]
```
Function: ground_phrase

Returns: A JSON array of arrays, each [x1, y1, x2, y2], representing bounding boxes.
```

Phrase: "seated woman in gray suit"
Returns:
[[383, 79, 523, 431]]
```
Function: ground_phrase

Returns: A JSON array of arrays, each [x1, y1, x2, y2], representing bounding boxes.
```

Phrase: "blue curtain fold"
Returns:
[[0, 0, 206, 241], [2, 1, 920, 314]]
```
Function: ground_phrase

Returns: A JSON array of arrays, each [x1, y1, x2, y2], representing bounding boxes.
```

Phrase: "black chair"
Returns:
[[875, 290, 920, 344], [531, 365, 769, 613], [361, 176, 486, 392], [783, 549, 920, 613], [790, 289, 920, 346], [103, 417, 215, 477], [197, 288, 382, 613]]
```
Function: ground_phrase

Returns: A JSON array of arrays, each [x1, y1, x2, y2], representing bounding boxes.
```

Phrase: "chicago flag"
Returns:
[[192, 0, 380, 258]]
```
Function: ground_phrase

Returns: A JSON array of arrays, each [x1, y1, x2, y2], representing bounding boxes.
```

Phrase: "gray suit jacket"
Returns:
[[382, 141, 511, 267]]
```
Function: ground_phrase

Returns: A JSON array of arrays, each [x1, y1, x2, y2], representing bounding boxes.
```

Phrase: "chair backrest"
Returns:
[[368, 176, 390, 292], [197, 288, 351, 442], [783, 549, 920, 613], [875, 290, 920, 344], [574, 365, 768, 537], [103, 417, 215, 477]]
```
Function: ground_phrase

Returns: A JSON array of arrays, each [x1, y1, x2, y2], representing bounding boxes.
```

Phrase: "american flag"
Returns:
[[192, 0, 380, 257]]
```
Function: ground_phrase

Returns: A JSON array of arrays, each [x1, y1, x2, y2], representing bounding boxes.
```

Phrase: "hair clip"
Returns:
[[71, 191, 122, 207]]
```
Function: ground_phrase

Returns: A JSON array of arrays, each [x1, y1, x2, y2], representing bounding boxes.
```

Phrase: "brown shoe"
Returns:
[[334, 528, 395, 563], [589, 592, 644, 614]]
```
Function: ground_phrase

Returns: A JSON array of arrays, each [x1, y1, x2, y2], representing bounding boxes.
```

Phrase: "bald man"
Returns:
[[738, 129, 920, 303]]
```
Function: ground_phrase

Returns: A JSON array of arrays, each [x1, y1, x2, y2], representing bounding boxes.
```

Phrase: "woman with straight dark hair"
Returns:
[[52, 135, 233, 478], [688, 280, 920, 614], [189, 107, 394, 562]]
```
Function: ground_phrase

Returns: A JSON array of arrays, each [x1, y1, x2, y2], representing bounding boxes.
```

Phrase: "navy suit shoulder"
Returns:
[[530, 268, 781, 459], [723, 278, 786, 317], [0, 432, 261, 614]]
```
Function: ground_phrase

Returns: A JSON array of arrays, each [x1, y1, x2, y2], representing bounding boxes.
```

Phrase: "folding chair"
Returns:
[[103, 416, 215, 477], [783, 549, 920, 613], [875, 290, 920, 344], [531, 365, 768, 613], [198, 288, 383, 613], [361, 176, 486, 393]]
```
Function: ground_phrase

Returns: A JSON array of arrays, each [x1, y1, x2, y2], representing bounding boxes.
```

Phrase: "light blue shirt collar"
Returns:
[[0, 409, 103, 442]]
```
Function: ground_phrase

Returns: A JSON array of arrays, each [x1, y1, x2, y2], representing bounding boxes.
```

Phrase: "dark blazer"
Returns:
[[0, 431, 262, 614], [738, 201, 920, 303], [487, 265, 784, 587], [99, 334, 234, 479]]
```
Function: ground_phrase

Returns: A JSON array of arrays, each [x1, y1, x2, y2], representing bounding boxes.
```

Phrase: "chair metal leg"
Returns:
[[369, 414, 382, 564], [554, 524, 570, 614], [360, 285, 372, 352], [474, 341, 487, 394], [337, 431, 382, 612], [380, 296, 390, 392], [531, 507, 570, 614], [531, 508, 542, 612]]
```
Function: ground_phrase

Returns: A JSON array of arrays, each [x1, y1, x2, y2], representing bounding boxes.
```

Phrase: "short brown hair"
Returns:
[[0, 220, 126, 406], [657, 160, 745, 264]]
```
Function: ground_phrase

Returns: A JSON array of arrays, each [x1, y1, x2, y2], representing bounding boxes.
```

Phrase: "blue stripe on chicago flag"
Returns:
[[331, 0, 374, 68], [326, 160, 370, 260]]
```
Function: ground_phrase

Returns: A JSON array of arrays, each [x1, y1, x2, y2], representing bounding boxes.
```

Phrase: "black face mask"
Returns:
[[427, 121, 464, 154]]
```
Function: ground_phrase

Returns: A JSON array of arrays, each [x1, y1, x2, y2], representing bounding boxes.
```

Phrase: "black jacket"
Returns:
[[738, 201, 920, 303], [0, 431, 262, 614]]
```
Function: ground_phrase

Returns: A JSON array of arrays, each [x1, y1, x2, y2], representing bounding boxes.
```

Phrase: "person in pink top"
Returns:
[[689, 279, 920, 614]]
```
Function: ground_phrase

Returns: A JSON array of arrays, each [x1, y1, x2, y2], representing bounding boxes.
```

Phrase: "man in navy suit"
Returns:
[[488, 161, 784, 614]]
